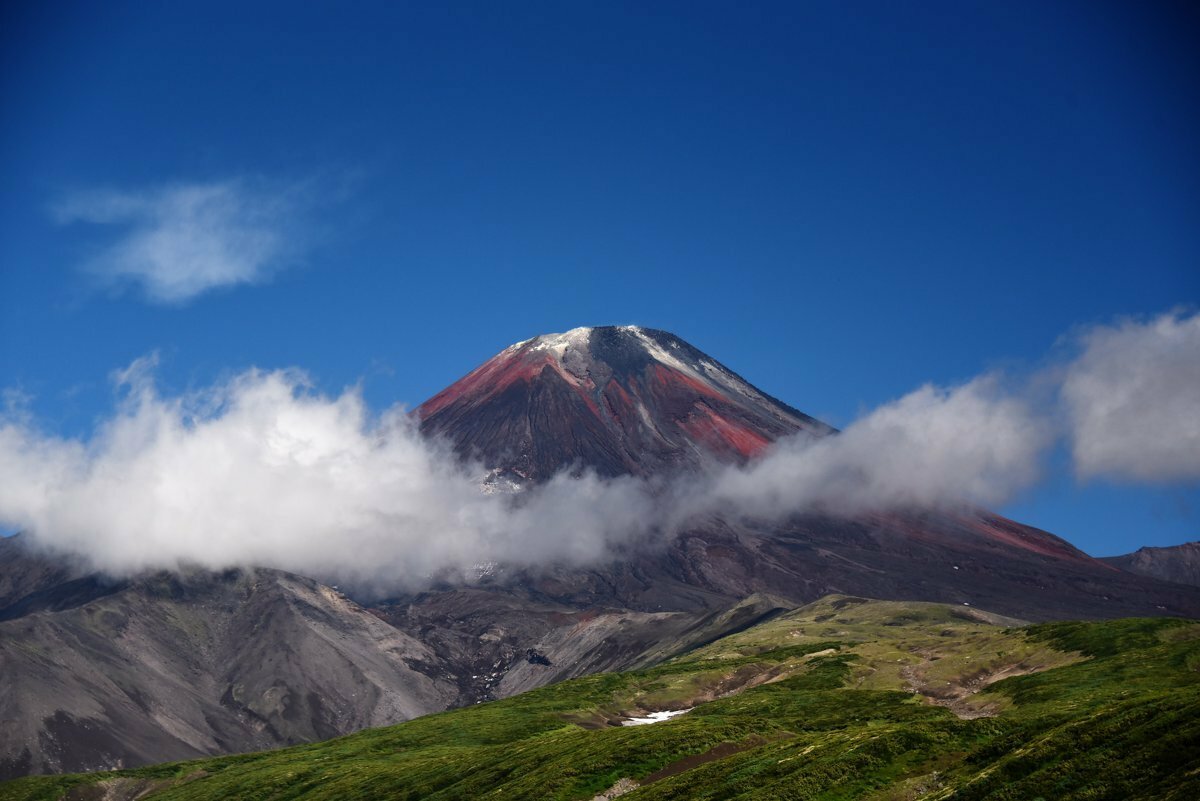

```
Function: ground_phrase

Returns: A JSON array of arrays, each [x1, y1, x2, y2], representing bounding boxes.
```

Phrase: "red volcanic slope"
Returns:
[[417, 326, 833, 480]]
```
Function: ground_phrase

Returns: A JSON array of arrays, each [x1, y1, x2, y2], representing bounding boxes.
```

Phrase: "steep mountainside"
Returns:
[[0, 538, 456, 780], [7, 597, 1197, 801], [1102, 541, 1200, 587], [417, 326, 833, 481]]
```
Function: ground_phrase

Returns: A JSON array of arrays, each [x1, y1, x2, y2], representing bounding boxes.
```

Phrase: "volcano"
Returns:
[[4, 325, 1199, 779], [378, 326, 1200, 704], [409, 326, 1199, 623], [417, 326, 833, 482]]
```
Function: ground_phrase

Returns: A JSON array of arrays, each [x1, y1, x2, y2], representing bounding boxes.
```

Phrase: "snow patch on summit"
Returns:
[[628, 327, 705, 380], [527, 327, 595, 389], [528, 326, 593, 358]]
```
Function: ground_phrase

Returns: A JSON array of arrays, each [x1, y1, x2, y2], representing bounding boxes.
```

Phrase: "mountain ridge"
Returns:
[[1102, 541, 1200, 587]]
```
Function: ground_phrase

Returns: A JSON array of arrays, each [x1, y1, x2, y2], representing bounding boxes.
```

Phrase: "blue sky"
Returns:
[[2, 1, 1197, 556]]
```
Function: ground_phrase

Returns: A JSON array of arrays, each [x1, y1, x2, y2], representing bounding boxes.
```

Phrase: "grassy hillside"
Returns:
[[3, 596, 1198, 800]]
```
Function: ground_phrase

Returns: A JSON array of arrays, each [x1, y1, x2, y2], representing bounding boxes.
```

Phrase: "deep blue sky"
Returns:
[[2, 1, 1197, 555]]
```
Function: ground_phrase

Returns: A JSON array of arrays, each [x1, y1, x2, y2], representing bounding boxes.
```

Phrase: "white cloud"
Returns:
[[0, 363, 1048, 593], [1062, 310, 1200, 483], [0, 365, 655, 593], [2, 310, 1195, 592], [54, 178, 312, 304], [673, 376, 1050, 526]]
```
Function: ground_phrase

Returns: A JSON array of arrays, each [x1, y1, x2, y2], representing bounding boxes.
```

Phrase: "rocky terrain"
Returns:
[[0, 537, 456, 779]]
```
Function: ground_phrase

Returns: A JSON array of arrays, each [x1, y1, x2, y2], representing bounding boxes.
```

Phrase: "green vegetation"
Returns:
[[4, 596, 1198, 800]]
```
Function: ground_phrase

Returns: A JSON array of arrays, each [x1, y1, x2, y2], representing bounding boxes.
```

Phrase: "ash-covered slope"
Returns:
[[0, 537, 456, 780], [1102, 541, 1200, 587], [417, 326, 833, 481]]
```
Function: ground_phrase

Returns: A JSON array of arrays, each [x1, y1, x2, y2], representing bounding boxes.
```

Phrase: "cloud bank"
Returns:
[[54, 178, 314, 304], [0, 311, 1196, 591], [684, 376, 1050, 525], [0, 360, 653, 591]]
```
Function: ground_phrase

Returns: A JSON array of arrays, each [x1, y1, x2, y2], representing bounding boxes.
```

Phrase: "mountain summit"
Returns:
[[417, 326, 833, 481]]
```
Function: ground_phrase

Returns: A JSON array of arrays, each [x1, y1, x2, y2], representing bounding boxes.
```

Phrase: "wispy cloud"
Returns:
[[53, 178, 315, 304]]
